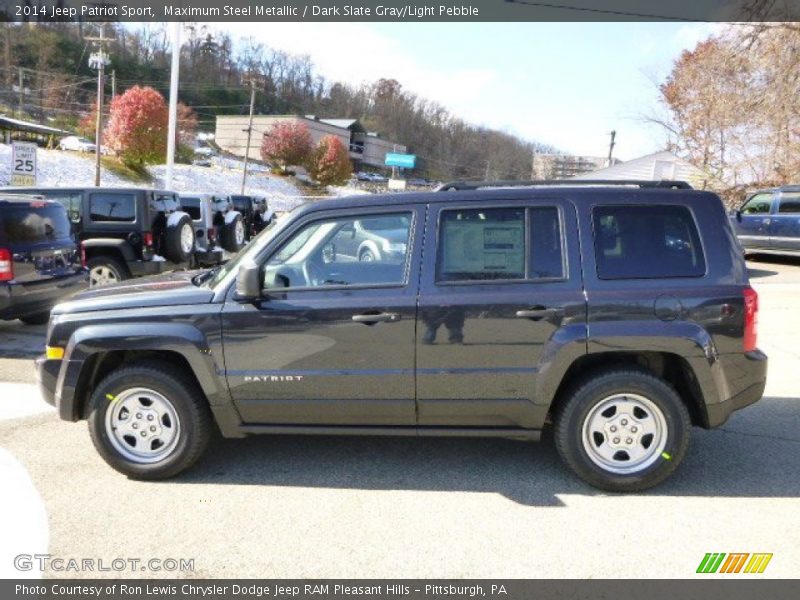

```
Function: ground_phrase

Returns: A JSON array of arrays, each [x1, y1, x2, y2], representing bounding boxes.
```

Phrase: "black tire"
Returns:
[[163, 213, 195, 263], [554, 368, 691, 493], [87, 361, 212, 480], [19, 312, 50, 325], [220, 212, 245, 252], [87, 256, 130, 287], [359, 248, 377, 262]]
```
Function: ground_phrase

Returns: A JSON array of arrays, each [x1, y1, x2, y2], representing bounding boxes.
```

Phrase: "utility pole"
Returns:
[[111, 69, 116, 100], [17, 67, 24, 117], [607, 130, 617, 167], [86, 25, 113, 187], [165, 22, 181, 189], [241, 76, 257, 194]]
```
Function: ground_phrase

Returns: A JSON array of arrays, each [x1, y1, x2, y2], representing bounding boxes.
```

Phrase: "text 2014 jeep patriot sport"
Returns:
[[36, 181, 767, 492]]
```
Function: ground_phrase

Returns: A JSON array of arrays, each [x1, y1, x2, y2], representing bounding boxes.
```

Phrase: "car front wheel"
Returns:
[[87, 361, 212, 479], [554, 369, 690, 492]]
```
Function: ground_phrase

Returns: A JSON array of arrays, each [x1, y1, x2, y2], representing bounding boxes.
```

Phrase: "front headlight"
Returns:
[[382, 242, 407, 254]]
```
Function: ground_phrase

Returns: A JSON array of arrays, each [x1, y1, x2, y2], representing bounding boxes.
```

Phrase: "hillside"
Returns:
[[0, 144, 307, 211]]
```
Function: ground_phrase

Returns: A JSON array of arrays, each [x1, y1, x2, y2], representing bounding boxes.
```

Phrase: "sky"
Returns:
[[215, 22, 721, 161]]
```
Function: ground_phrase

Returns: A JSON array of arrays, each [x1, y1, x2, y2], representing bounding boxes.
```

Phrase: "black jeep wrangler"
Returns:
[[36, 180, 767, 492], [6, 187, 196, 286]]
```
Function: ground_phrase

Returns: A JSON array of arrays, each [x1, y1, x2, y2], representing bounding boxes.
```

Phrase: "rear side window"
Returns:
[[180, 197, 202, 220], [438, 208, 526, 281], [778, 192, 800, 214], [90, 193, 135, 222], [0, 203, 72, 244], [437, 206, 565, 282], [593, 205, 705, 279]]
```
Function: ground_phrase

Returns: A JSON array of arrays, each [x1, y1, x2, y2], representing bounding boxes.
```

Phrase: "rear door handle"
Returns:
[[352, 312, 401, 324], [515, 308, 563, 320]]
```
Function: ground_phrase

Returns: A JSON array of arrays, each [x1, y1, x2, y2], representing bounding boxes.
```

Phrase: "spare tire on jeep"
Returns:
[[163, 212, 195, 263], [220, 211, 246, 253]]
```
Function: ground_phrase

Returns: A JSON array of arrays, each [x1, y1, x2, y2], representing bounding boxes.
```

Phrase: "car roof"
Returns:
[[293, 186, 721, 218], [0, 194, 59, 206]]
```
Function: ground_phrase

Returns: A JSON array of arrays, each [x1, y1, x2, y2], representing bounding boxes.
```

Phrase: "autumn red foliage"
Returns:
[[104, 86, 169, 165], [307, 135, 353, 186], [260, 121, 313, 169]]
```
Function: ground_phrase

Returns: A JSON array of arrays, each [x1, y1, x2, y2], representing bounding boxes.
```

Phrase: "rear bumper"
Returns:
[[704, 349, 768, 428], [194, 247, 224, 266], [127, 259, 187, 277], [0, 271, 87, 321]]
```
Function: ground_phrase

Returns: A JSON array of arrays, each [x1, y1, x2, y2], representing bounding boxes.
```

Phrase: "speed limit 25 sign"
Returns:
[[11, 141, 37, 186]]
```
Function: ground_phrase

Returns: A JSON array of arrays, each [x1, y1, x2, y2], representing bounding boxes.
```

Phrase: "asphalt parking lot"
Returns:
[[1, 256, 798, 579]]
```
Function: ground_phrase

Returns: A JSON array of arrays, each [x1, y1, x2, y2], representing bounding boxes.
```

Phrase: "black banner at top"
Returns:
[[1, 0, 799, 22]]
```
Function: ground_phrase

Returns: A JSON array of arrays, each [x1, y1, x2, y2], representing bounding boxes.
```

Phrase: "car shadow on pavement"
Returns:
[[746, 267, 779, 279], [177, 395, 800, 506], [0, 320, 46, 359]]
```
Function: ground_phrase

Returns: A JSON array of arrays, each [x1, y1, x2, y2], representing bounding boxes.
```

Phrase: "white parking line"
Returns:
[[0, 383, 55, 422]]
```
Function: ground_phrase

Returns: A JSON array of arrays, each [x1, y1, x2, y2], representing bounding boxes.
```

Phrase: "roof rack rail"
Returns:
[[434, 179, 694, 191]]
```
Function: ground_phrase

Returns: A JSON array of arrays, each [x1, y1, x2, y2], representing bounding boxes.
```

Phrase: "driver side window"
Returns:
[[264, 212, 412, 290], [741, 193, 773, 215]]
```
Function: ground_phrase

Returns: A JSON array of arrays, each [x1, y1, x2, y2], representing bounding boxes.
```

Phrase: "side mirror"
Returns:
[[736, 209, 743, 222], [235, 261, 261, 300]]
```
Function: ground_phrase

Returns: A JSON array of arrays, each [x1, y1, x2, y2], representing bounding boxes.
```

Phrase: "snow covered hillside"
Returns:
[[0, 144, 323, 211]]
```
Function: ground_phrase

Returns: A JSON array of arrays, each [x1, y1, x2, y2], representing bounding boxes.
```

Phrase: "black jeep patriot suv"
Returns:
[[36, 181, 767, 492]]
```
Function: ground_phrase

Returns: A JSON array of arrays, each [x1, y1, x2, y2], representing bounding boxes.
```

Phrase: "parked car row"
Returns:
[[0, 187, 273, 323]]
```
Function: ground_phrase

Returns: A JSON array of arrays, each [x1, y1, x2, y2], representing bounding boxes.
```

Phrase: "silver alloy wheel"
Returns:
[[104, 387, 181, 464], [581, 393, 668, 475], [89, 265, 118, 287], [234, 220, 245, 246], [180, 223, 194, 254], [360, 250, 375, 262]]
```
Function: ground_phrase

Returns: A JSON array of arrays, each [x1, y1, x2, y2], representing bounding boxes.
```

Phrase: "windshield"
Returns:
[[206, 205, 301, 289]]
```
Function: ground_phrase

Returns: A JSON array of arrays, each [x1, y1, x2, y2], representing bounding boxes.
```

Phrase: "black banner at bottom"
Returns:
[[3, 580, 799, 600]]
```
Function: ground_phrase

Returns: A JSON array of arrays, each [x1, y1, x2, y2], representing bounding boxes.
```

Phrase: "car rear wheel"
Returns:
[[220, 213, 245, 252], [87, 361, 212, 479], [359, 248, 377, 262], [163, 214, 196, 263], [87, 256, 129, 287], [554, 369, 690, 492]]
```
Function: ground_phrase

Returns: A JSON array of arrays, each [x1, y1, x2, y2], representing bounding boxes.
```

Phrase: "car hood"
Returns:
[[52, 271, 215, 315]]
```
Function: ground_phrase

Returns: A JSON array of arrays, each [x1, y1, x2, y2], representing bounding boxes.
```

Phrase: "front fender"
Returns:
[[55, 322, 227, 421]]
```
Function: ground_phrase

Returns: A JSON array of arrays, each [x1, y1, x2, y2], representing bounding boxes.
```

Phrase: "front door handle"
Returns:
[[515, 307, 563, 320], [352, 312, 401, 324]]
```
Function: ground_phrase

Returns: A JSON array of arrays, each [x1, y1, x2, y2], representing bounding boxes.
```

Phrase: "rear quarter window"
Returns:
[[593, 205, 706, 279], [90, 193, 136, 222]]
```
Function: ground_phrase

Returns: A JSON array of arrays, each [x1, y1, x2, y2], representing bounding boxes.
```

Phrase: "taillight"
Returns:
[[743, 286, 758, 352], [80, 241, 87, 268], [208, 227, 216, 243], [143, 232, 154, 247], [0, 248, 13, 282]]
